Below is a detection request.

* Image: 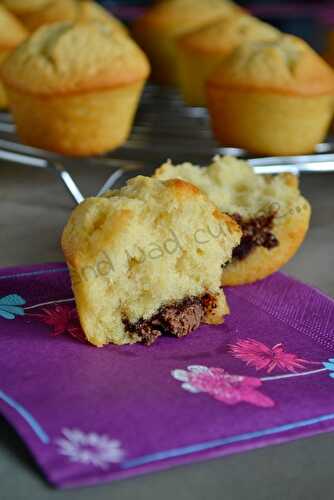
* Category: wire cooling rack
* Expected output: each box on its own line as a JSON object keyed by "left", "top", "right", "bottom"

{"left": 1, "top": 84, "right": 334, "bottom": 204}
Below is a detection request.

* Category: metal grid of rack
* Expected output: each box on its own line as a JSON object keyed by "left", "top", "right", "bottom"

{"left": 1, "top": 84, "right": 334, "bottom": 204}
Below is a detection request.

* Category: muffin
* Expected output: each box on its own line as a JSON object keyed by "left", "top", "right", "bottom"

{"left": 0, "top": 5, "right": 27, "bottom": 108}
{"left": 177, "top": 14, "right": 280, "bottom": 106}
{"left": 1, "top": 0, "right": 51, "bottom": 13}
{"left": 1, "top": 22, "right": 150, "bottom": 156}
{"left": 132, "top": 0, "right": 244, "bottom": 85}
{"left": 207, "top": 35, "right": 334, "bottom": 155}
{"left": 76, "top": 1, "right": 128, "bottom": 36}
{"left": 3, "top": 0, "right": 78, "bottom": 31}
{"left": 3, "top": 0, "right": 128, "bottom": 34}
{"left": 62, "top": 175, "right": 241, "bottom": 346}
{"left": 155, "top": 156, "right": 311, "bottom": 286}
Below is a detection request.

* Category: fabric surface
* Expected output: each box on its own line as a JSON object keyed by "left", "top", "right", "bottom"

{"left": 0, "top": 262, "right": 334, "bottom": 488}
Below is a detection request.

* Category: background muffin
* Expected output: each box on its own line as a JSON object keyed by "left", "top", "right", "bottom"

{"left": 76, "top": 1, "right": 128, "bottom": 36}
{"left": 3, "top": 0, "right": 78, "bottom": 31}
{"left": 0, "top": 5, "right": 27, "bottom": 108}
{"left": 2, "top": 0, "right": 52, "bottom": 13}
{"left": 62, "top": 175, "right": 241, "bottom": 346}
{"left": 132, "top": 0, "right": 244, "bottom": 85}
{"left": 177, "top": 14, "right": 280, "bottom": 106}
{"left": 2, "top": 0, "right": 127, "bottom": 34}
{"left": 1, "top": 21, "right": 150, "bottom": 156}
{"left": 207, "top": 35, "right": 334, "bottom": 155}
{"left": 155, "top": 156, "right": 311, "bottom": 285}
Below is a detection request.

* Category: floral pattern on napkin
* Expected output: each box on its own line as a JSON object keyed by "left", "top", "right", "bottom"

{"left": 56, "top": 429, "right": 125, "bottom": 469}
{"left": 0, "top": 264, "right": 334, "bottom": 487}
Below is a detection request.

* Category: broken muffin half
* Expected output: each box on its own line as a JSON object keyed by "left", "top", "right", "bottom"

{"left": 155, "top": 156, "right": 311, "bottom": 286}
{"left": 61, "top": 175, "right": 241, "bottom": 346}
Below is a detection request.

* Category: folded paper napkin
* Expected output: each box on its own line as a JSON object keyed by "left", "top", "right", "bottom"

{"left": 0, "top": 263, "right": 334, "bottom": 488}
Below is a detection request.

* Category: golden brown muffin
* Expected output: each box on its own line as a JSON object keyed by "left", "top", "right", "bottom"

{"left": 62, "top": 175, "right": 241, "bottom": 346}
{"left": 132, "top": 0, "right": 244, "bottom": 85}
{"left": 1, "top": 22, "right": 150, "bottom": 156}
{"left": 177, "top": 14, "right": 280, "bottom": 106}
{"left": 4, "top": 0, "right": 78, "bottom": 31}
{"left": 3, "top": 0, "right": 128, "bottom": 34}
{"left": 2, "top": 0, "right": 52, "bottom": 13}
{"left": 207, "top": 35, "right": 334, "bottom": 155}
{"left": 0, "top": 5, "right": 27, "bottom": 108}
{"left": 155, "top": 156, "right": 311, "bottom": 286}
{"left": 76, "top": 1, "right": 128, "bottom": 36}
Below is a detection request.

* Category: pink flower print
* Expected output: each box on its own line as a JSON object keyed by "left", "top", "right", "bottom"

{"left": 172, "top": 365, "right": 274, "bottom": 408}
{"left": 32, "top": 305, "right": 87, "bottom": 343}
{"left": 229, "top": 339, "right": 316, "bottom": 373}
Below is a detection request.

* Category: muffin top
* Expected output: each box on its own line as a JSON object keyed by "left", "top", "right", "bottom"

{"left": 178, "top": 14, "right": 280, "bottom": 54}
{"left": 9, "top": 0, "right": 82, "bottom": 32}
{"left": 207, "top": 34, "right": 334, "bottom": 96}
{"left": 0, "top": 5, "right": 28, "bottom": 49}
{"left": 76, "top": 1, "right": 128, "bottom": 36}
{"left": 4, "top": 0, "right": 128, "bottom": 34}
{"left": 133, "top": 0, "right": 244, "bottom": 38}
{"left": 1, "top": 21, "right": 150, "bottom": 96}
{"left": 2, "top": 0, "right": 52, "bottom": 14}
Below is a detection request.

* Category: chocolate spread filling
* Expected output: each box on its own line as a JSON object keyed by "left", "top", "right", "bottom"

{"left": 124, "top": 295, "right": 214, "bottom": 345}
{"left": 231, "top": 213, "right": 279, "bottom": 261}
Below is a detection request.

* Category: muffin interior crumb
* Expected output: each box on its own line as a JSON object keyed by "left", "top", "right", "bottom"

{"left": 62, "top": 176, "right": 241, "bottom": 346}
{"left": 155, "top": 156, "right": 306, "bottom": 260}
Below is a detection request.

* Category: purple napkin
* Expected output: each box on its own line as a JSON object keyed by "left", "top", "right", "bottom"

{"left": 0, "top": 263, "right": 334, "bottom": 488}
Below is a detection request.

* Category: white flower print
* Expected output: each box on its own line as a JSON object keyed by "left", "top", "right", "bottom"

{"left": 172, "top": 365, "right": 208, "bottom": 393}
{"left": 56, "top": 428, "right": 125, "bottom": 469}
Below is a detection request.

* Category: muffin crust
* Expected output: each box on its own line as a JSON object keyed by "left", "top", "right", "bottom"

{"left": 177, "top": 14, "right": 279, "bottom": 105}
{"left": 1, "top": 22, "right": 149, "bottom": 96}
{"left": 206, "top": 35, "right": 334, "bottom": 154}
{"left": 132, "top": 0, "right": 243, "bottom": 85}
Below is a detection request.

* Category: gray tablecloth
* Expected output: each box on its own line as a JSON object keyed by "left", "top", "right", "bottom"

{"left": 0, "top": 163, "right": 333, "bottom": 499}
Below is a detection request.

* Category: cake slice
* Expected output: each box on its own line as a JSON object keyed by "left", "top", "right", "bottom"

{"left": 62, "top": 175, "right": 241, "bottom": 346}
{"left": 155, "top": 156, "right": 311, "bottom": 285}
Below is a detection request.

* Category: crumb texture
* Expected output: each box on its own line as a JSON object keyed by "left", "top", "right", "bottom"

{"left": 155, "top": 156, "right": 311, "bottom": 285}
{"left": 155, "top": 156, "right": 304, "bottom": 219}
{"left": 62, "top": 176, "right": 241, "bottom": 346}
